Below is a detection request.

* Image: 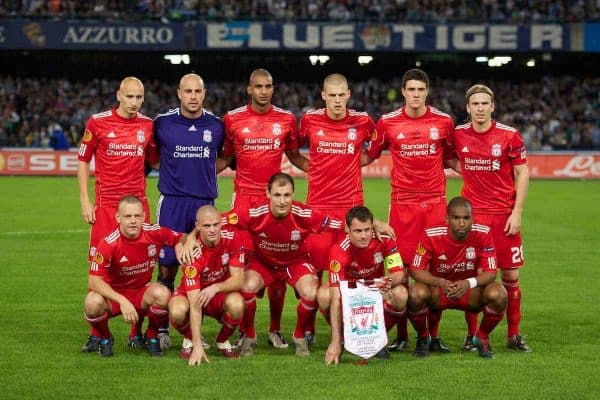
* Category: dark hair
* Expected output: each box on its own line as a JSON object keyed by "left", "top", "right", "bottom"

{"left": 401, "top": 68, "right": 429, "bottom": 89}
{"left": 267, "top": 172, "right": 295, "bottom": 192}
{"left": 345, "top": 206, "right": 374, "bottom": 227}
{"left": 447, "top": 196, "right": 472, "bottom": 213}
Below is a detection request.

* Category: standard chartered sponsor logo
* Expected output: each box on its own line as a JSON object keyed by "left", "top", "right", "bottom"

{"left": 463, "top": 157, "right": 500, "bottom": 171}
{"left": 259, "top": 240, "right": 291, "bottom": 252}
{"left": 400, "top": 143, "right": 431, "bottom": 156}
{"left": 120, "top": 260, "right": 153, "bottom": 276}
{"left": 243, "top": 137, "right": 276, "bottom": 151}
{"left": 317, "top": 140, "right": 352, "bottom": 154}
{"left": 106, "top": 143, "right": 141, "bottom": 156}
{"left": 173, "top": 145, "right": 210, "bottom": 158}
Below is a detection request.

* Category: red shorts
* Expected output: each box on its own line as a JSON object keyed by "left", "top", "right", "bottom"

{"left": 172, "top": 290, "right": 228, "bottom": 322}
{"left": 437, "top": 286, "right": 472, "bottom": 311}
{"left": 88, "top": 198, "right": 151, "bottom": 261}
{"left": 247, "top": 257, "right": 316, "bottom": 289}
{"left": 473, "top": 212, "right": 524, "bottom": 270}
{"left": 389, "top": 200, "right": 446, "bottom": 266}
{"left": 306, "top": 207, "right": 349, "bottom": 272}
{"left": 108, "top": 284, "right": 149, "bottom": 317}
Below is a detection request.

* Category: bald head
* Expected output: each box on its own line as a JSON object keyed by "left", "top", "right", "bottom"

{"left": 447, "top": 196, "right": 472, "bottom": 213}
{"left": 323, "top": 73, "right": 348, "bottom": 90}
{"left": 116, "top": 76, "right": 144, "bottom": 118}
{"left": 195, "top": 205, "right": 222, "bottom": 247}
{"left": 249, "top": 69, "right": 273, "bottom": 85}
{"left": 178, "top": 73, "right": 205, "bottom": 119}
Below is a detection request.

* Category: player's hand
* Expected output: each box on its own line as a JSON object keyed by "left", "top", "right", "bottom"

{"left": 439, "top": 279, "right": 454, "bottom": 295}
{"left": 188, "top": 346, "right": 210, "bottom": 366}
{"left": 367, "top": 278, "right": 391, "bottom": 294}
{"left": 119, "top": 300, "right": 139, "bottom": 325}
{"left": 180, "top": 236, "right": 200, "bottom": 265}
{"left": 447, "top": 280, "right": 468, "bottom": 300}
{"left": 80, "top": 200, "right": 95, "bottom": 224}
{"left": 325, "top": 342, "right": 342, "bottom": 365}
{"left": 196, "top": 285, "right": 219, "bottom": 308}
{"left": 504, "top": 211, "right": 522, "bottom": 236}
{"left": 373, "top": 220, "right": 396, "bottom": 241}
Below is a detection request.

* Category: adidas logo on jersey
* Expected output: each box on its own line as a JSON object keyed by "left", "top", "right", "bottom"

{"left": 396, "top": 133, "right": 405, "bottom": 139}
{"left": 119, "top": 255, "right": 129, "bottom": 263}
{"left": 107, "top": 132, "right": 116, "bottom": 138}
{"left": 242, "top": 127, "right": 250, "bottom": 133}
{"left": 258, "top": 232, "right": 268, "bottom": 238}
{"left": 461, "top": 146, "right": 469, "bottom": 152}
{"left": 188, "top": 125, "right": 197, "bottom": 131}
{"left": 317, "top": 130, "right": 325, "bottom": 136}
{"left": 437, "top": 254, "right": 447, "bottom": 260}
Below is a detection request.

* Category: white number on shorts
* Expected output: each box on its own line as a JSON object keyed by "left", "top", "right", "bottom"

{"left": 511, "top": 246, "right": 524, "bottom": 264}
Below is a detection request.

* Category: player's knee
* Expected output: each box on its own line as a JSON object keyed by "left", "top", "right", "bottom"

{"left": 484, "top": 282, "right": 508, "bottom": 310}
{"left": 225, "top": 292, "right": 244, "bottom": 318}
{"left": 148, "top": 283, "right": 171, "bottom": 306}
{"left": 168, "top": 298, "right": 189, "bottom": 324}
{"left": 408, "top": 283, "right": 429, "bottom": 306}
{"left": 317, "top": 286, "right": 330, "bottom": 310}
{"left": 296, "top": 278, "right": 317, "bottom": 301}
{"left": 83, "top": 291, "right": 107, "bottom": 316}
{"left": 390, "top": 285, "right": 408, "bottom": 308}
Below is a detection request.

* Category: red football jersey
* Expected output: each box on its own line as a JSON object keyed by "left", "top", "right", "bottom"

{"left": 223, "top": 105, "right": 297, "bottom": 197}
{"left": 367, "top": 106, "right": 454, "bottom": 203}
{"left": 410, "top": 224, "right": 497, "bottom": 281}
{"left": 224, "top": 200, "right": 342, "bottom": 268}
{"left": 298, "top": 109, "right": 375, "bottom": 210}
{"left": 175, "top": 230, "right": 245, "bottom": 293}
{"left": 451, "top": 121, "right": 527, "bottom": 214}
{"left": 328, "top": 236, "right": 403, "bottom": 287}
{"left": 78, "top": 108, "right": 155, "bottom": 207}
{"left": 89, "top": 224, "right": 182, "bottom": 291}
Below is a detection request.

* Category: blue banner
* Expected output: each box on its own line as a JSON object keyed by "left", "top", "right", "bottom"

{"left": 0, "top": 20, "right": 581, "bottom": 51}
{"left": 584, "top": 24, "right": 600, "bottom": 52}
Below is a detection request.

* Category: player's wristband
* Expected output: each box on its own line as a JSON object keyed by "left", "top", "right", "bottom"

{"left": 467, "top": 278, "right": 477, "bottom": 289}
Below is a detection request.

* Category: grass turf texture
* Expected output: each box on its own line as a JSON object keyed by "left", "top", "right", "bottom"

{"left": 0, "top": 176, "right": 599, "bottom": 400}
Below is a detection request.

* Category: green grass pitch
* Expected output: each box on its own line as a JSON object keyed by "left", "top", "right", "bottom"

{"left": 0, "top": 176, "right": 599, "bottom": 399}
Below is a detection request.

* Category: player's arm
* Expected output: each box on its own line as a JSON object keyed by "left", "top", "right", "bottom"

{"left": 217, "top": 155, "right": 234, "bottom": 173}
{"left": 285, "top": 148, "right": 309, "bottom": 172}
{"left": 325, "top": 286, "right": 342, "bottom": 365}
{"left": 373, "top": 219, "right": 396, "bottom": 241}
{"left": 187, "top": 288, "right": 210, "bottom": 366}
{"left": 410, "top": 243, "right": 453, "bottom": 292}
{"left": 447, "top": 270, "right": 497, "bottom": 300}
{"left": 88, "top": 275, "right": 138, "bottom": 325}
{"left": 197, "top": 266, "right": 243, "bottom": 308}
{"left": 360, "top": 151, "right": 374, "bottom": 166}
{"left": 77, "top": 161, "right": 95, "bottom": 224}
{"left": 384, "top": 250, "right": 405, "bottom": 288}
{"left": 444, "top": 158, "right": 461, "bottom": 173}
{"left": 505, "top": 163, "right": 529, "bottom": 235}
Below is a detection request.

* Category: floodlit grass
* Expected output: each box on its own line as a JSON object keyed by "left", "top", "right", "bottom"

{"left": 0, "top": 176, "right": 599, "bottom": 399}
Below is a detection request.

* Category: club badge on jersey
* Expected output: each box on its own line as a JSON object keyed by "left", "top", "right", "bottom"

{"left": 339, "top": 280, "right": 387, "bottom": 359}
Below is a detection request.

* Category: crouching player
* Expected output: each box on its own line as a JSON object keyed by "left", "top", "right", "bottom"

{"left": 169, "top": 206, "right": 245, "bottom": 365}
{"left": 322, "top": 206, "right": 408, "bottom": 365}
{"left": 408, "top": 196, "right": 507, "bottom": 358}
{"left": 82, "top": 195, "right": 184, "bottom": 357}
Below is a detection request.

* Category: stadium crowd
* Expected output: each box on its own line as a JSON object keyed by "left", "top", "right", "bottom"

{"left": 0, "top": 0, "right": 597, "bottom": 23}
{"left": 1, "top": 74, "right": 599, "bottom": 150}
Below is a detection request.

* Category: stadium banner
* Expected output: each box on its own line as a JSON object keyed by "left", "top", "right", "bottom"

{"left": 0, "top": 20, "right": 577, "bottom": 51}
{"left": 0, "top": 20, "right": 186, "bottom": 50}
{"left": 1, "top": 149, "right": 599, "bottom": 178}
{"left": 584, "top": 24, "right": 600, "bottom": 52}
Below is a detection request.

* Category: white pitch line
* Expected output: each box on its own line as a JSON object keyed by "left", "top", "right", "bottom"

{"left": 0, "top": 229, "right": 88, "bottom": 236}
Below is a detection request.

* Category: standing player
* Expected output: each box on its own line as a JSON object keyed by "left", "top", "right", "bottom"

{"left": 409, "top": 197, "right": 507, "bottom": 358}
{"left": 296, "top": 73, "right": 378, "bottom": 342}
{"left": 220, "top": 69, "right": 301, "bottom": 350}
{"left": 78, "top": 77, "right": 156, "bottom": 352}
{"left": 322, "top": 206, "right": 408, "bottom": 365}
{"left": 450, "top": 84, "right": 531, "bottom": 352}
{"left": 82, "top": 195, "right": 184, "bottom": 357}
{"left": 169, "top": 206, "right": 245, "bottom": 365}
{"left": 152, "top": 73, "right": 225, "bottom": 349}
{"left": 365, "top": 68, "right": 455, "bottom": 353}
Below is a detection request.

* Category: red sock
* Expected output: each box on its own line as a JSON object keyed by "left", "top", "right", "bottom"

{"left": 427, "top": 310, "right": 442, "bottom": 337}
{"left": 171, "top": 318, "right": 192, "bottom": 339}
{"left": 85, "top": 311, "right": 111, "bottom": 339}
{"left": 408, "top": 308, "right": 429, "bottom": 338}
{"left": 503, "top": 278, "right": 522, "bottom": 338}
{"left": 384, "top": 302, "right": 406, "bottom": 331}
{"left": 268, "top": 283, "right": 286, "bottom": 332}
{"left": 476, "top": 306, "right": 504, "bottom": 341}
{"left": 465, "top": 311, "right": 478, "bottom": 336}
{"left": 396, "top": 315, "right": 409, "bottom": 339}
{"left": 294, "top": 297, "right": 317, "bottom": 339}
{"left": 145, "top": 305, "right": 168, "bottom": 339}
{"left": 241, "top": 291, "right": 257, "bottom": 339}
{"left": 217, "top": 312, "right": 242, "bottom": 343}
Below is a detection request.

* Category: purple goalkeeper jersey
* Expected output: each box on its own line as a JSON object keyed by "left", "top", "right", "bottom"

{"left": 153, "top": 108, "right": 224, "bottom": 199}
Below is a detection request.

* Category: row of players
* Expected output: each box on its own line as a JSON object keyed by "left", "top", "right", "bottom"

{"left": 83, "top": 179, "right": 505, "bottom": 364}
{"left": 77, "top": 68, "right": 530, "bottom": 362}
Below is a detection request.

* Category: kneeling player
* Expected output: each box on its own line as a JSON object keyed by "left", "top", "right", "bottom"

{"left": 408, "top": 196, "right": 507, "bottom": 358}
{"left": 169, "top": 206, "right": 245, "bottom": 365}
{"left": 82, "top": 195, "right": 184, "bottom": 357}
{"left": 322, "top": 206, "right": 408, "bottom": 365}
